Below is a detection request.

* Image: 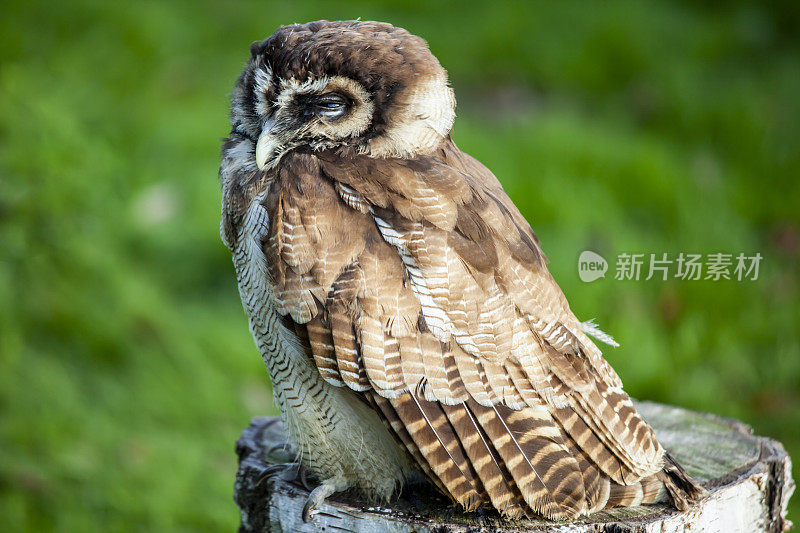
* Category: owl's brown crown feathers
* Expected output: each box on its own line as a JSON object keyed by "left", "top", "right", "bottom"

{"left": 230, "top": 20, "right": 456, "bottom": 167}
{"left": 250, "top": 20, "right": 443, "bottom": 108}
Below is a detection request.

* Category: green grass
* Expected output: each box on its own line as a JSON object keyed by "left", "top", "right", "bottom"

{"left": 1, "top": 1, "right": 798, "bottom": 530}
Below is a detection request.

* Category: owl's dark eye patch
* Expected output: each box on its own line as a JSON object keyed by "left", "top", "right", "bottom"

{"left": 303, "top": 92, "right": 351, "bottom": 120}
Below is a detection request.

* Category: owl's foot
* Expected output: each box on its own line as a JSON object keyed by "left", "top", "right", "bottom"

{"left": 259, "top": 461, "right": 312, "bottom": 491}
{"left": 260, "top": 439, "right": 313, "bottom": 490}
{"left": 262, "top": 440, "right": 349, "bottom": 522}
{"left": 302, "top": 474, "right": 349, "bottom": 522}
{"left": 266, "top": 441, "right": 296, "bottom": 464}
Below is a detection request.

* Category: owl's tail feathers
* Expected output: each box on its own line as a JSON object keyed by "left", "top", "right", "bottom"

{"left": 603, "top": 475, "right": 668, "bottom": 509}
{"left": 370, "top": 393, "right": 485, "bottom": 511}
{"left": 656, "top": 452, "right": 707, "bottom": 510}
{"left": 374, "top": 392, "right": 586, "bottom": 519}
{"left": 443, "top": 400, "right": 591, "bottom": 520}
{"left": 594, "top": 455, "right": 706, "bottom": 512}
{"left": 372, "top": 391, "right": 705, "bottom": 519}
{"left": 378, "top": 393, "right": 590, "bottom": 520}
{"left": 601, "top": 453, "right": 706, "bottom": 512}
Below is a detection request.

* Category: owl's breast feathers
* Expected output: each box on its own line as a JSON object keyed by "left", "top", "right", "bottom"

{"left": 226, "top": 138, "right": 703, "bottom": 519}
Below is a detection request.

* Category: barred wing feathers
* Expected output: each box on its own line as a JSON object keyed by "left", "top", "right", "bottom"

{"left": 260, "top": 143, "right": 700, "bottom": 519}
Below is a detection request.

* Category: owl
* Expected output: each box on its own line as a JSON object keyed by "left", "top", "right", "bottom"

{"left": 219, "top": 20, "right": 704, "bottom": 521}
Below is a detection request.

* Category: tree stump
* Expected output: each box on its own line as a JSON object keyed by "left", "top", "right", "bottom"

{"left": 234, "top": 401, "right": 794, "bottom": 532}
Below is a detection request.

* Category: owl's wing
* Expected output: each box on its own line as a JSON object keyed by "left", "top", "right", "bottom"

{"left": 262, "top": 145, "right": 665, "bottom": 519}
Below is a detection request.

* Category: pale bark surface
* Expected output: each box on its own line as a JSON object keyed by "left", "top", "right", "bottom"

{"left": 234, "top": 401, "right": 794, "bottom": 532}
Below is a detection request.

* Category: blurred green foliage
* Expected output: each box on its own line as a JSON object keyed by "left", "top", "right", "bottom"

{"left": 1, "top": 0, "right": 798, "bottom": 530}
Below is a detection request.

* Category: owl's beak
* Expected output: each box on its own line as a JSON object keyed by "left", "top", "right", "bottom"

{"left": 255, "top": 118, "right": 278, "bottom": 170}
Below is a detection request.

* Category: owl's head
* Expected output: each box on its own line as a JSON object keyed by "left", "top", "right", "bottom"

{"left": 228, "top": 20, "right": 456, "bottom": 170}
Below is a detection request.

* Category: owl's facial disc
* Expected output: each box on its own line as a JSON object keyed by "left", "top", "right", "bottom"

{"left": 254, "top": 74, "right": 374, "bottom": 170}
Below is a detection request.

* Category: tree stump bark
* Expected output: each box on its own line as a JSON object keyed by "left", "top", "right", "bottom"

{"left": 234, "top": 401, "right": 794, "bottom": 532}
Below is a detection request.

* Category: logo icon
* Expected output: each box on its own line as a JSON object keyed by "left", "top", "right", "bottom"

{"left": 578, "top": 251, "right": 608, "bottom": 282}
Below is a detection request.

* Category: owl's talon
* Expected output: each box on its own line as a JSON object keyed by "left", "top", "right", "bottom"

{"left": 258, "top": 461, "right": 302, "bottom": 485}
{"left": 266, "top": 441, "right": 296, "bottom": 463}
{"left": 302, "top": 476, "right": 349, "bottom": 522}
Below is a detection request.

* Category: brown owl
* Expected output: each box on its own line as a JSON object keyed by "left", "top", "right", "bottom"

{"left": 219, "top": 20, "right": 704, "bottom": 521}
